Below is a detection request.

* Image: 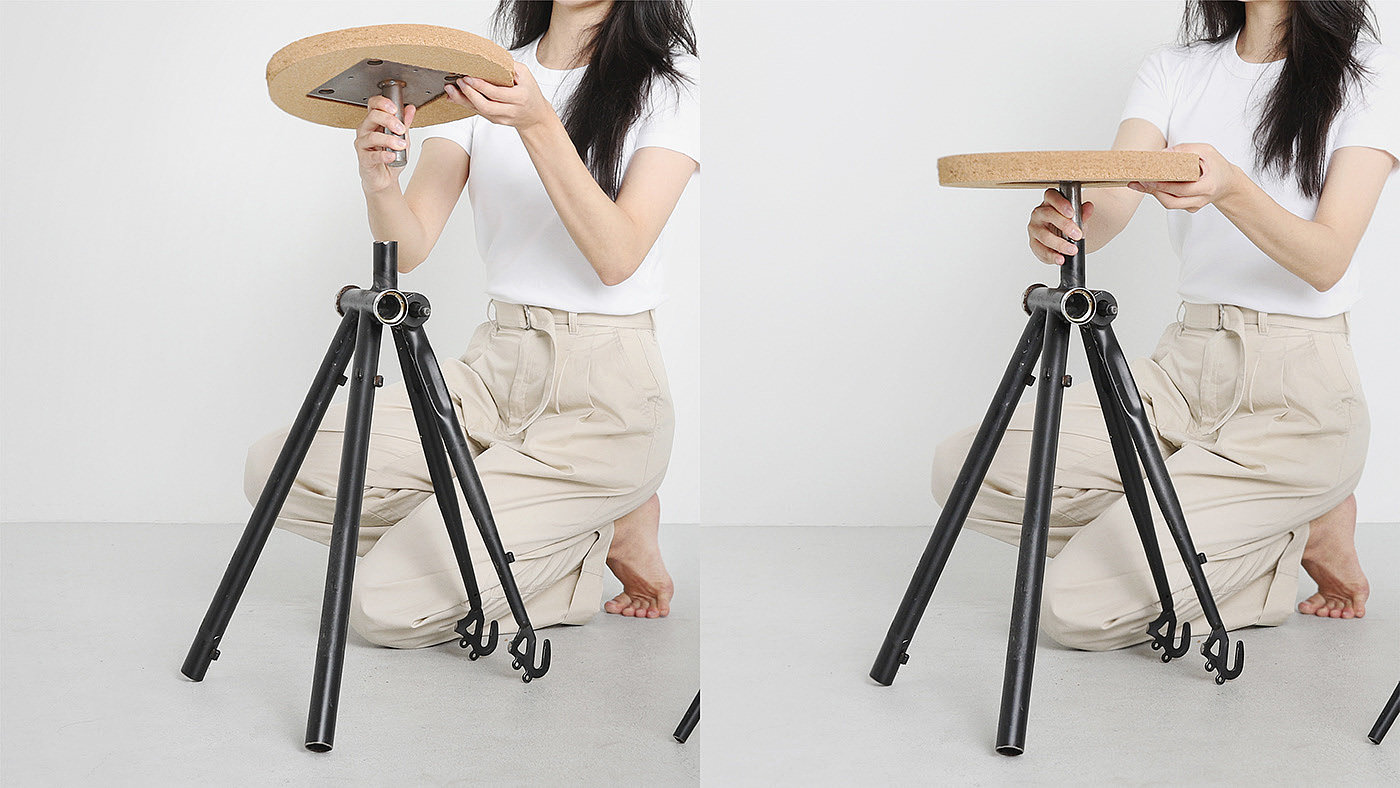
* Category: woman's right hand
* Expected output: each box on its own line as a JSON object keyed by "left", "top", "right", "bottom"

{"left": 1028, "top": 187, "right": 1094, "bottom": 265}
{"left": 356, "top": 96, "right": 417, "bottom": 193}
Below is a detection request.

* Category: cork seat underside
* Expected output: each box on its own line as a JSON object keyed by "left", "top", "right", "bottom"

{"left": 267, "top": 23, "right": 516, "bottom": 129}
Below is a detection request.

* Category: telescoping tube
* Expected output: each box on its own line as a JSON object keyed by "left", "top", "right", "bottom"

{"left": 337, "top": 286, "right": 409, "bottom": 326}
{"left": 1023, "top": 284, "right": 1097, "bottom": 325}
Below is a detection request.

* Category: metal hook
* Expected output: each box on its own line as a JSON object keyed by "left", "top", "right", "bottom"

{"left": 1146, "top": 612, "right": 1191, "bottom": 662}
{"left": 454, "top": 608, "right": 499, "bottom": 661}
{"left": 508, "top": 626, "right": 551, "bottom": 683}
{"left": 1201, "top": 628, "right": 1245, "bottom": 684}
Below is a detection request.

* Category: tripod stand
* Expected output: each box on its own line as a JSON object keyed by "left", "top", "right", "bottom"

{"left": 182, "top": 241, "right": 550, "bottom": 752}
{"left": 870, "top": 159, "right": 1245, "bottom": 756}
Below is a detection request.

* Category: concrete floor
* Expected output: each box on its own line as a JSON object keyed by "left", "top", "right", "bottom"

{"left": 700, "top": 524, "right": 1400, "bottom": 785}
{"left": 4, "top": 522, "right": 1398, "bottom": 784}
{"left": 0, "top": 523, "right": 699, "bottom": 785}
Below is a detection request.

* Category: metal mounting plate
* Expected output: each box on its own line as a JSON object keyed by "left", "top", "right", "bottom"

{"left": 307, "top": 58, "right": 459, "bottom": 108}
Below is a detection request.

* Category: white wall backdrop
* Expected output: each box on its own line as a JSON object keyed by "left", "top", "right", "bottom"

{"left": 2, "top": 1, "right": 1396, "bottom": 526}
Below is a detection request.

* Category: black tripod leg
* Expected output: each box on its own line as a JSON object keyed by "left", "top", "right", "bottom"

{"left": 1083, "top": 322, "right": 1243, "bottom": 684}
{"left": 674, "top": 692, "right": 700, "bottom": 743}
{"left": 1370, "top": 680, "right": 1400, "bottom": 744}
{"left": 871, "top": 311, "right": 1047, "bottom": 685}
{"left": 397, "top": 324, "right": 550, "bottom": 683}
{"left": 996, "top": 311, "right": 1071, "bottom": 756}
{"left": 1079, "top": 326, "right": 1190, "bottom": 661}
{"left": 305, "top": 312, "right": 383, "bottom": 752}
{"left": 182, "top": 311, "right": 359, "bottom": 682}
{"left": 390, "top": 326, "right": 499, "bottom": 660}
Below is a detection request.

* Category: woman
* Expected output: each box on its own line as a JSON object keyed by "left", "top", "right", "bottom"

{"left": 933, "top": 0, "right": 1395, "bottom": 650}
{"left": 245, "top": 0, "right": 699, "bottom": 647}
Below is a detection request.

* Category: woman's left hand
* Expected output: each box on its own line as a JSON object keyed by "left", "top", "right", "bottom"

{"left": 1128, "top": 142, "right": 1241, "bottom": 212}
{"left": 444, "top": 61, "right": 555, "bottom": 132}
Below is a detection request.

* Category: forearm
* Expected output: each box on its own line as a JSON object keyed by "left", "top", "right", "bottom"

{"left": 518, "top": 116, "right": 648, "bottom": 286}
{"left": 1214, "top": 166, "right": 1349, "bottom": 291}
{"left": 364, "top": 183, "right": 431, "bottom": 272}
{"left": 1081, "top": 186, "right": 1142, "bottom": 254}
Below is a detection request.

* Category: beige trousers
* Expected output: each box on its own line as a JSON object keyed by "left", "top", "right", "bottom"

{"left": 244, "top": 301, "right": 675, "bottom": 648}
{"left": 932, "top": 302, "right": 1369, "bottom": 650}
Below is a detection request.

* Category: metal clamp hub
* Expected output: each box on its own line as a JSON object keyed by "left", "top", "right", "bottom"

{"left": 1023, "top": 284, "right": 1098, "bottom": 325}
{"left": 336, "top": 286, "right": 410, "bottom": 326}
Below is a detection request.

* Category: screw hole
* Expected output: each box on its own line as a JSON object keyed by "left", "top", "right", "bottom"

{"left": 317, "top": 88, "right": 334, "bottom": 94}
{"left": 367, "top": 59, "right": 383, "bottom": 65}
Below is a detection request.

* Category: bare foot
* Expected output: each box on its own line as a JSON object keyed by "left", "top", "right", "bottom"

{"left": 604, "top": 493, "right": 674, "bottom": 618}
{"left": 1298, "top": 494, "right": 1369, "bottom": 619}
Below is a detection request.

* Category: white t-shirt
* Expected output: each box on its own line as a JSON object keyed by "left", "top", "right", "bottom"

{"left": 425, "top": 39, "right": 700, "bottom": 315}
{"left": 1120, "top": 31, "right": 1398, "bottom": 317}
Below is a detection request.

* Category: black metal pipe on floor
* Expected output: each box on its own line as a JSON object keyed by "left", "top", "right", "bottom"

{"left": 674, "top": 692, "right": 700, "bottom": 743}
{"left": 995, "top": 310, "right": 1070, "bottom": 756}
{"left": 870, "top": 311, "right": 1046, "bottom": 686}
{"left": 305, "top": 311, "right": 383, "bottom": 752}
{"left": 181, "top": 310, "right": 359, "bottom": 683}
{"left": 1370, "top": 680, "right": 1400, "bottom": 744}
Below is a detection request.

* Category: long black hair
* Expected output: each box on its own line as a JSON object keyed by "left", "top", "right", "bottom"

{"left": 495, "top": 1, "right": 696, "bottom": 198}
{"left": 1180, "top": 1, "right": 1379, "bottom": 198}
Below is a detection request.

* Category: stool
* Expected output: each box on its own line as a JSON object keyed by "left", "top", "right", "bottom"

{"left": 181, "top": 26, "right": 536, "bottom": 754}
{"left": 869, "top": 150, "right": 1247, "bottom": 756}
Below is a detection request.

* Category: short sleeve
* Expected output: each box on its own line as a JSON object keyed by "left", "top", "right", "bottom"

{"left": 1119, "top": 46, "right": 1174, "bottom": 138}
{"left": 1333, "top": 43, "right": 1400, "bottom": 172}
{"left": 632, "top": 53, "right": 701, "bottom": 168}
{"left": 423, "top": 114, "right": 479, "bottom": 157}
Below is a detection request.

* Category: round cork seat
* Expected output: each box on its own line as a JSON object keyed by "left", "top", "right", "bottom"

{"left": 938, "top": 150, "right": 1201, "bottom": 189}
{"left": 267, "top": 24, "right": 515, "bottom": 129}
